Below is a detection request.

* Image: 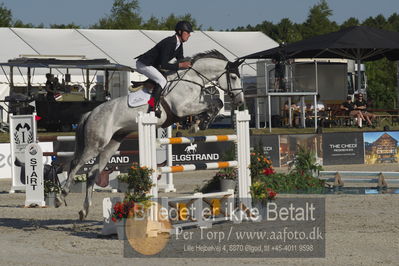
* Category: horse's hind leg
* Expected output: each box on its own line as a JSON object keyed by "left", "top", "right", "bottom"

{"left": 55, "top": 149, "right": 97, "bottom": 208}
{"left": 79, "top": 138, "right": 122, "bottom": 220}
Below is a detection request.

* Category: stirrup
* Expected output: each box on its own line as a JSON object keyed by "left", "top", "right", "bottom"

{"left": 154, "top": 109, "right": 161, "bottom": 118}
{"left": 147, "top": 105, "right": 162, "bottom": 118}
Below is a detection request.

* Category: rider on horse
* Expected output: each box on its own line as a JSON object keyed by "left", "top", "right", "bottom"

{"left": 135, "top": 21, "right": 193, "bottom": 117}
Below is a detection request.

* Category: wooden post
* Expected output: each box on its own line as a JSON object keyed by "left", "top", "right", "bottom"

{"left": 334, "top": 172, "right": 344, "bottom": 187}
{"left": 86, "top": 69, "right": 90, "bottom": 100}
{"left": 105, "top": 70, "right": 109, "bottom": 95}
{"left": 27, "top": 67, "right": 31, "bottom": 96}
{"left": 377, "top": 173, "right": 388, "bottom": 189}
{"left": 10, "top": 66, "right": 14, "bottom": 93}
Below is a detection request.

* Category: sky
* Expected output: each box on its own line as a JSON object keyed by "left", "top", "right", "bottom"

{"left": 1, "top": 0, "right": 399, "bottom": 30}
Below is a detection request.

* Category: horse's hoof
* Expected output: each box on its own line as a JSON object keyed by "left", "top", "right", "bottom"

{"left": 155, "top": 109, "right": 162, "bottom": 118}
{"left": 61, "top": 189, "right": 68, "bottom": 197}
{"left": 199, "top": 120, "right": 209, "bottom": 130}
{"left": 78, "top": 210, "right": 85, "bottom": 221}
{"left": 54, "top": 196, "right": 63, "bottom": 208}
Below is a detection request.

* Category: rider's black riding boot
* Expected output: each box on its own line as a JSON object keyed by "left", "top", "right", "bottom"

{"left": 148, "top": 84, "right": 162, "bottom": 118}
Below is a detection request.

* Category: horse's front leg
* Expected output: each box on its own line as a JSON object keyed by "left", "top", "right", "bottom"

{"left": 55, "top": 150, "right": 97, "bottom": 208}
{"left": 198, "top": 98, "right": 224, "bottom": 130}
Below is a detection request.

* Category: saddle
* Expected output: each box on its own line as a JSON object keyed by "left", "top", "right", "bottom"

{"left": 130, "top": 67, "right": 172, "bottom": 92}
{"left": 129, "top": 79, "right": 156, "bottom": 92}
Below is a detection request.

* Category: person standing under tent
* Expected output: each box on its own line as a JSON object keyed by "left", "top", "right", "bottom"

{"left": 273, "top": 57, "right": 285, "bottom": 91}
{"left": 45, "top": 73, "right": 56, "bottom": 102}
{"left": 135, "top": 21, "right": 193, "bottom": 117}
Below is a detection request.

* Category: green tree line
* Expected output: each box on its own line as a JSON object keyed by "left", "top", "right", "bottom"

{"left": 0, "top": 0, "right": 398, "bottom": 108}
{"left": 231, "top": 0, "right": 399, "bottom": 109}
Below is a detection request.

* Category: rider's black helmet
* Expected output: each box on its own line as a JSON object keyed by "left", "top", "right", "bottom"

{"left": 175, "top": 21, "right": 193, "bottom": 34}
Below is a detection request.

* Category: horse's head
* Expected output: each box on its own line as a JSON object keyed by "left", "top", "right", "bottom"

{"left": 218, "top": 59, "right": 245, "bottom": 108}
{"left": 164, "top": 50, "right": 246, "bottom": 128}
{"left": 189, "top": 51, "right": 245, "bottom": 108}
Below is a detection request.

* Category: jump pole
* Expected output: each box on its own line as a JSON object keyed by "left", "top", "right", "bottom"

{"left": 137, "top": 110, "right": 252, "bottom": 206}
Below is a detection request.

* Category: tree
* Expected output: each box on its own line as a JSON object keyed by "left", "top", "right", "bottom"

{"left": 50, "top": 23, "right": 80, "bottom": 29}
{"left": 13, "top": 20, "right": 37, "bottom": 28}
{"left": 301, "top": 0, "right": 338, "bottom": 39}
{"left": 362, "top": 15, "right": 388, "bottom": 29}
{"left": 275, "top": 18, "right": 302, "bottom": 43}
{"left": 232, "top": 20, "right": 278, "bottom": 38}
{"left": 387, "top": 13, "right": 399, "bottom": 31}
{"left": 91, "top": 0, "right": 142, "bottom": 29}
{"left": 360, "top": 14, "right": 399, "bottom": 109}
{"left": 0, "top": 3, "right": 12, "bottom": 27}
{"left": 365, "top": 59, "right": 397, "bottom": 108}
{"left": 340, "top": 18, "right": 360, "bottom": 29}
{"left": 141, "top": 16, "right": 161, "bottom": 30}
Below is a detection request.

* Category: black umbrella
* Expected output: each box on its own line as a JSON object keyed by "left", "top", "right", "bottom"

{"left": 242, "top": 26, "right": 399, "bottom": 91}
{"left": 243, "top": 26, "right": 399, "bottom": 60}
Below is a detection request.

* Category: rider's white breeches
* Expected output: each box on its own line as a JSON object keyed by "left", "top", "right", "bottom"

{"left": 135, "top": 61, "right": 167, "bottom": 88}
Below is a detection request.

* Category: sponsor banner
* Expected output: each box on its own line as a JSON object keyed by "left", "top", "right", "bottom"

{"left": 364, "top": 131, "right": 399, "bottom": 164}
{"left": 25, "top": 143, "right": 45, "bottom": 207}
{"left": 172, "top": 142, "right": 234, "bottom": 165}
{"left": 250, "top": 135, "right": 280, "bottom": 167}
{"left": 54, "top": 139, "right": 139, "bottom": 174}
{"left": 0, "top": 142, "right": 53, "bottom": 180}
{"left": 10, "top": 114, "right": 36, "bottom": 190}
{"left": 280, "top": 134, "right": 323, "bottom": 167}
{"left": 322, "top": 132, "right": 364, "bottom": 165}
{"left": 0, "top": 143, "right": 13, "bottom": 179}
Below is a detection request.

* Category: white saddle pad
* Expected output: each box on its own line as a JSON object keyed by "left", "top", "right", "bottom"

{"left": 128, "top": 89, "right": 151, "bottom": 107}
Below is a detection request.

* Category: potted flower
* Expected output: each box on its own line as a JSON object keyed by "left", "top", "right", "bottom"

{"left": 112, "top": 162, "right": 154, "bottom": 240}
{"left": 70, "top": 174, "right": 87, "bottom": 193}
{"left": 250, "top": 181, "right": 277, "bottom": 219}
{"left": 44, "top": 179, "right": 61, "bottom": 207}
{"left": 289, "top": 145, "right": 323, "bottom": 178}
{"left": 215, "top": 167, "right": 238, "bottom": 191}
{"left": 250, "top": 151, "right": 275, "bottom": 182}
{"left": 250, "top": 181, "right": 277, "bottom": 202}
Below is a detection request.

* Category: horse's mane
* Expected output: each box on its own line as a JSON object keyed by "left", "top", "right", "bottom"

{"left": 191, "top": 50, "right": 228, "bottom": 64}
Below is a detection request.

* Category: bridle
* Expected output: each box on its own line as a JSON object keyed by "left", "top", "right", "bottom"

{"left": 159, "top": 59, "right": 244, "bottom": 128}
{"left": 164, "top": 59, "right": 244, "bottom": 100}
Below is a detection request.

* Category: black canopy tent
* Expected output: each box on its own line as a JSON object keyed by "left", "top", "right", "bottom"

{"left": 241, "top": 26, "right": 399, "bottom": 131}
{"left": 242, "top": 25, "right": 399, "bottom": 92}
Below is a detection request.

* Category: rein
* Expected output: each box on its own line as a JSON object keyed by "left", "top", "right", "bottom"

{"left": 163, "top": 61, "right": 239, "bottom": 100}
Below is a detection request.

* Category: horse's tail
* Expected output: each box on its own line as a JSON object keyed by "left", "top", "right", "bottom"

{"left": 71, "top": 112, "right": 91, "bottom": 167}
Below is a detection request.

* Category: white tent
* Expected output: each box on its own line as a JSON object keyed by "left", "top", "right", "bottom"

{"left": 0, "top": 27, "right": 277, "bottom": 76}
{"left": 0, "top": 28, "right": 277, "bottom": 116}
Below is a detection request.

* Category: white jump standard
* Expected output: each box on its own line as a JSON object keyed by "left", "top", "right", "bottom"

{"left": 137, "top": 110, "right": 252, "bottom": 206}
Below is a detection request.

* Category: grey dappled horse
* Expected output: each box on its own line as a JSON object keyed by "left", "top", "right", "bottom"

{"left": 57, "top": 50, "right": 245, "bottom": 220}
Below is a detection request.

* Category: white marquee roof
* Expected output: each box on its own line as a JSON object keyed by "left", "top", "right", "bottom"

{"left": 0, "top": 27, "right": 278, "bottom": 77}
